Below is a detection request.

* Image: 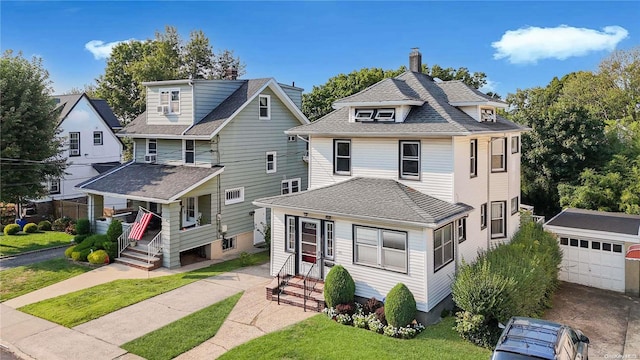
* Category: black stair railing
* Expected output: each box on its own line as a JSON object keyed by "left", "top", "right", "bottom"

{"left": 277, "top": 253, "right": 295, "bottom": 305}
{"left": 303, "top": 259, "right": 321, "bottom": 312}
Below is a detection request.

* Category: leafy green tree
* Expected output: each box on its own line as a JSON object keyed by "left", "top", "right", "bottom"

{"left": 0, "top": 50, "right": 66, "bottom": 205}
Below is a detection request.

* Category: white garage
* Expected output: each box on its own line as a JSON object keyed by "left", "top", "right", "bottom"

{"left": 544, "top": 208, "right": 640, "bottom": 295}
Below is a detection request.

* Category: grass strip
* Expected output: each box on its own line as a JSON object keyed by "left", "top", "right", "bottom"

{"left": 19, "top": 251, "right": 268, "bottom": 327}
{"left": 0, "top": 258, "right": 92, "bottom": 302}
{"left": 0, "top": 231, "right": 73, "bottom": 256}
{"left": 122, "top": 292, "right": 243, "bottom": 360}
{"left": 218, "top": 315, "right": 490, "bottom": 360}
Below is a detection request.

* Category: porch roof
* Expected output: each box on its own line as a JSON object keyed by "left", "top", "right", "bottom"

{"left": 545, "top": 208, "right": 640, "bottom": 236}
{"left": 76, "top": 162, "right": 224, "bottom": 204}
{"left": 254, "top": 177, "right": 472, "bottom": 227}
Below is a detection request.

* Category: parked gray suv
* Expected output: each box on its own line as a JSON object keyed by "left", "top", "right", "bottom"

{"left": 492, "top": 317, "right": 589, "bottom": 360}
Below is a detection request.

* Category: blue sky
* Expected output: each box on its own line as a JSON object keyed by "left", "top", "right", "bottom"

{"left": 2, "top": 1, "right": 638, "bottom": 98}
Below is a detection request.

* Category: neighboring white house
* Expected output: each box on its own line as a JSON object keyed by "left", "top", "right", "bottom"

{"left": 544, "top": 208, "right": 640, "bottom": 296}
{"left": 35, "top": 93, "right": 125, "bottom": 210}
{"left": 254, "top": 50, "right": 527, "bottom": 321}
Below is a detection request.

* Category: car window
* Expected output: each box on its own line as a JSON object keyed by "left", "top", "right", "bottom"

{"left": 567, "top": 328, "right": 579, "bottom": 345}
{"left": 559, "top": 334, "right": 576, "bottom": 360}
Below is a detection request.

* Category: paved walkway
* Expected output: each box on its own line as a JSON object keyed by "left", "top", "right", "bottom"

{"left": 1, "top": 257, "right": 316, "bottom": 360}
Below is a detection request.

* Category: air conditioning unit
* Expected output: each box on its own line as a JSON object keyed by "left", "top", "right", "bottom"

{"left": 144, "top": 154, "right": 157, "bottom": 163}
{"left": 156, "top": 105, "right": 169, "bottom": 114}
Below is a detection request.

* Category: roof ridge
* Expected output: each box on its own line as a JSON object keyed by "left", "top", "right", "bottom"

{"left": 393, "top": 181, "right": 436, "bottom": 223}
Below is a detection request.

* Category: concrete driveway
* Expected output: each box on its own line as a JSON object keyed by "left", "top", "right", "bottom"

{"left": 543, "top": 281, "right": 640, "bottom": 360}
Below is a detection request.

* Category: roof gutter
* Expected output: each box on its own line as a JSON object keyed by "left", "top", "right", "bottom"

{"left": 116, "top": 133, "right": 211, "bottom": 140}
{"left": 333, "top": 100, "right": 425, "bottom": 109}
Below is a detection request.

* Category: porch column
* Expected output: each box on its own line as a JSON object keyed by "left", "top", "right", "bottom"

{"left": 161, "top": 202, "right": 181, "bottom": 268}
{"left": 87, "top": 194, "right": 104, "bottom": 230}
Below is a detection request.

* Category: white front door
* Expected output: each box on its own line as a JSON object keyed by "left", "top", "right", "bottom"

{"left": 559, "top": 237, "right": 625, "bottom": 292}
{"left": 253, "top": 207, "right": 267, "bottom": 245}
{"left": 182, "top": 197, "right": 197, "bottom": 227}
{"left": 299, "top": 218, "right": 321, "bottom": 276}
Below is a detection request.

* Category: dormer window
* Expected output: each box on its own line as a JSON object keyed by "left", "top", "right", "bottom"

{"left": 480, "top": 107, "right": 496, "bottom": 122}
{"left": 158, "top": 89, "right": 180, "bottom": 114}
{"left": 374, "top": 109, "right": 395, "bottom": 121}
{"left": 354, "top": 108, "right": 395, "bottom": 122}
{"left": 354, "top": 109, "right": 375, "bottom": 121}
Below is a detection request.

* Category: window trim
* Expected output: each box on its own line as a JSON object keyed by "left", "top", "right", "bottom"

{"left": 324, "top": 221, "right": 335, "bottom": 260}
{"left": 259, "top": 94, "right": 271, "bottom": 120}
{"left": 285, "top": 215, "right": 296, "bottom": 253}
{"left": 511, "top": 136, "right": 520, "bottom": 154}
{"left": 470, "top": 139, "right": 477, "bottom": 178}
{"left": 182, "top": 196, "right": 197, "bottom": 227}
{"left": 146, "top": 138, "right": 157, "bottom": 155}
{"left": 159, "top": 88, "right": 180, "bottom": 114}
{"left": 224, "top": 187, "right": 245, "bottom": 205}
{"left": 333, "top": 139, "right": 351, "bottom": 175}
{"left": 480, "top": 203, "right": 487, "bottom": 230}
{"left": 183, "top": 139, "right": 195, "bottom": 164}
{"left": 434, "top": 223, "right": 455, "bottom": 272}
{"left": 354, "top": 109, "right": 375, "bottom": 121}
{"left": 93, "top": 131, "right": 103, "bottom": 146}
{"left": 457, "top": 218, "right": 467, "bottom": 243}
{"left": 48, "top": 178, "right": 60, "bottom": 194}
{"left": 399, "top": 140, "right": 421, "bottom": 180}
{"left": 511, "top": 197, "right": 519, "bottom": 215}
{"left": 491, "top": 201, "right": 507, "bottom": 239}
{"left": 69, "top": 132, "right": 80, "bottom": 157}
{"left": 353, "top": 225, "right": 408, "bottom": 273}
{"left": 491, "top": 137, "right": 507, "bottom": 173}
{"left": 266, "top": 151, "right": 277, "bottom": 174}
{"left": 374, "top": 108, "right": 395, "bottom": 122}
{"left": 480, "top": 106, "right": 496, "bottom": 122}
{"left": 222, "top": 236, "right": 236, "bottom": 251}
{"left": 288, "top": 135, "right": 297, "bottom": 142}
{"left": 281, "top": 178, "right": 301, "bottom": 195}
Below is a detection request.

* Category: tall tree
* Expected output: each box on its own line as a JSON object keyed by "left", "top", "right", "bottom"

{"left": 302, "top": 64, "right": 487, "bottom": 122}
{"left": 213, "top": 49, "right": 246, "bottom": 80}
{"left": 0, "top": 50, "right": 66, "bottom": 205}
{"left": 182, "top": 29, "right": 215, "bottom": 80}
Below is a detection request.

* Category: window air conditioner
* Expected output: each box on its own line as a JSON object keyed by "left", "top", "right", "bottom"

{"left": 144, "top": 154, "right": 157, "bottom": 163}
{"left": 156, "top": 105, "right": 169, "bottom": 114}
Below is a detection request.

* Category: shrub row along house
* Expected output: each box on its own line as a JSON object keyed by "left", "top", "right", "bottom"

{"left": 77, "top": 74, "right": 309, "bottom": 268}
{"left": 255, "top": 50, "right": 527, "bottom": 322}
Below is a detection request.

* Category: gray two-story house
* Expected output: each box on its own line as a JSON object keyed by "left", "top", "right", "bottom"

{"left": 77, "top": 78, "right": 309, "bottom": 268}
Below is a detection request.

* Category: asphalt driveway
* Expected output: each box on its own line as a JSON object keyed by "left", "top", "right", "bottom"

{"left": 543, "top": 281, "right": 640, "bottom": 359}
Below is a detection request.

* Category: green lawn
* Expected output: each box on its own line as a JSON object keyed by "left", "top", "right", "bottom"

{"left": 219, "top": 315, "right": 491, "bottom": 360}
{"left": 0, "top": 258, "right": 92, "bottom": 302}
{"left": 0, "top": 231, "right": 74, "bottom": 256}
{"left": 19, "top": 251, "right": 269, "bottom": 327}
{"left": 122, "top": 292, "right": 243, "bottom": 360}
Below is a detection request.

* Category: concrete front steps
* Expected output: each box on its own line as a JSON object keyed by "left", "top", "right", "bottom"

{"left": 266, "top": 275, "right": 325, "bottom": 312}
{"left": 115, "top": 245, "right": 162, "bottom": 271}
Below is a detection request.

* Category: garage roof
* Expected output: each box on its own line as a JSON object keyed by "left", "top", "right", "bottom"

{"left": 545, "top": 208, "right": 640, "bottom": 236}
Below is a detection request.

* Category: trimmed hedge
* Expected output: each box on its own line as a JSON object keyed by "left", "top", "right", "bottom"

{"left": 75, "top": 219, "right": 91, "bottom": 235}
{"left": 74, "top": 234, "right": 90, "bottom": 245}
{"left": 385, "top": 283, "right": 417, "bottom": 328}
{"left": 64, "top": 245, "right": 76, "bottom": 258}
{"left": 74, "top": 234, "right": 108, "bottom": 252}
{"left": 324, "top": 265, "right": 355, "bottom": 308}
{"left": 23, "top": 223, "right": 38, "bottom": 233}
{"left": 3, "top": 224, "right": 20, "bottom": 235}
{"left": 451, "top": 222, "right": 562, "bottom": 348}
{"left": 88, "top": 250, "right": 109, "bottom": 264}
{"left": 38, "top": 220, "right": 52, "bottom": 231}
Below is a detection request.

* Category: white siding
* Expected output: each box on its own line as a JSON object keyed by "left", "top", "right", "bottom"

{"left": 146, "top": 85, "right": 194, "bottom": 125}
{"left": 309, "top": 137, "right": 454, "bottom": 202}
{"left": 425, "top": 226, "right": 457, "bottom": 310}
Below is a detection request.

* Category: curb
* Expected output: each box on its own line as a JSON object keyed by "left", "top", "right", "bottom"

{"left": 0, "top": 243, "right": 73, "bottom": 260}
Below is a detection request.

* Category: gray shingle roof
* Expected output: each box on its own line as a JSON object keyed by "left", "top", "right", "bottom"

{"left": 254, "top": 177, "right": 472, "bottom": 226}
{"left": 117, "top": 111, "right": 190, "bottom": 136}
{"left": 287, "top": 72, "right": 525, "bottom": 136}
{"left": 89, "top": 99, "right": 122, "bottom": 129}
{"left": 77, "top": 162, "right": 223, "bottom": 202}
{"left": 53, "top": 94, "right": 122, "bottom": 129}
{"left": 436, "top": 80, "right": 507, "bottom": 105}
{"left": 91, "top": 162, "right": 121, "bottom": 174}
{"left": 545, "top": 208, "right": 640, "bottom": 236}
{"left": 334, "top": 78, "right": 423, "bottom": 104}
{"left": 53, "top": 94, "right": 83, "bottom": 125}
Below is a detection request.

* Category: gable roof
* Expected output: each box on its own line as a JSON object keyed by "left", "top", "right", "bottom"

{"left": 53, "top": 93, "right": 122, "bottom": 130}
{"left": 545, "top": 208, "right": 640, "bottom": 236}
{"left": 53, "top": 94, "right": 83, "bottom": 125}
{"left": 254, "top": 177, "right": 472, "bottom": 227}
{"left": 287, "top": 71, "right": 526, "bottom": 137}
{"left": 89, "top": 99, "right": 122, "bottom": 129}
{"left": 77, "top": 162, "right": 224, "bottom": 204}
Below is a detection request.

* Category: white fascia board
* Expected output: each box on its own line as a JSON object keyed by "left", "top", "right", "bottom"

{"left": 169, "top": 166, "right": 225, "bottom": 201}
{"left": 543, "top": 224, "right": 640, "bottom": 244}
{"left": 116, "top": 133, "right": 210, "bottom": 140}
{"left": 431, "top": 211, "right": 473, "bottom": 229}
{"left": 449, "top": 101, "right": 508, "bottom": 108}
{"left": 142, "top": 80, "right": 191, "bottom": 86}
{"left": 284, "top": 130, "right": 471, "bottom": 137}
{"left": 332, "top": 100, "right": 425, "bottom": 109}
{"left": 79, "top": 188, "right": 176, "bottom": 205}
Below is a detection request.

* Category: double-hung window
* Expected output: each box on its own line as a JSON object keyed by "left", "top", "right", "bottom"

{"left": 160, "top": 89, "right": 180, "bottom": 114}
{"left": 354, "top": 226, "right": 407, "bottom": 273}
{"left": 511, "top": 136, "right": 520, "bottom": 154}
{"left": 184, "top": 140, "right": 195, "bottom": 164}
{"left": 259, "top": 95, "right": 270, "bottom": 119}
{"left": 48, "top": 178, "right": 60, "bottom": 194}
{"left": 69, "top": 132, "right": 80, "bottom": 156}
{"left": 334, "top": 140, "right": 351, "bottom": 175}
{"left": 400, "top": 141, "right": 420, "bottom": 180}
{"left": 511, "top": 197, "right": 519, "bottom": 215}
{"left": 93, "top": 131, "right": 103, "bottom": 145}
{"left": 457, "top": 218, "right": 466, "bottom": 243}
{"left": 434, "top": 223, "right": 454, "bottom": 272}
{"left": 480, "top": 203, "right": 487, "bottom": 230}
{"left": 491, "top": 138, "right": 507, "bottom": 172}
{"left": 470, "top": 139, "right": 477, "bottom": 177}
{"left": 281, "top": 178, "right": 300, "bottom": 195}
{"left": 325, "top": 222, "right": 335, "bottom": 260}
{"left": 147, "top": 139, "right": 157, "bottom": 155}
{"left": 491, "top": 201, "right": 507, "bottom": 238}
{"left": 266, "top": 151, "right": 277, "bottom": 173}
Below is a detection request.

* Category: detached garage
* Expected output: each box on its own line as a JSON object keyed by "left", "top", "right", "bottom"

{"left": 544, "top": 208, "right": 640, "bottom": 296}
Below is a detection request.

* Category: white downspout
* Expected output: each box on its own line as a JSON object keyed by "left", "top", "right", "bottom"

{"left": 487, "top": 137, "right": 491, "bottom": 250}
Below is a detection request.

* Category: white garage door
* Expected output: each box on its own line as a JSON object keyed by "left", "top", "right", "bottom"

{"left": 559, "top": 237, "right": 625, "bottom": 292}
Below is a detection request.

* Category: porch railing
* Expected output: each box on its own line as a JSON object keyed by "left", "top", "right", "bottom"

{"left": 303, "top": 259, "right": 321, "bottom": 312}
{"left": 117, "top": 224, "right": 132, "bottom": 257}
{"left": 532, "top": 215, "right": 545, "bottom": 224}
{"left": 277, "top": 253, "right": 295, "bottom": 305}
{"left": 147, "top": 231, "right": 162, "bottom": 264}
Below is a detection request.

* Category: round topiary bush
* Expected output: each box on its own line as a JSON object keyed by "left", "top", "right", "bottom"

{"left": 64, "top": 245, "right": 76, "bottom": 258}
{"left": 38, "top": 220, "right": 52, "bottom": 231}
{"left": 23, "top": 223, "right": 38, "bottom": 233}
{"left": 3, "top": 224, "right": 20, "bottom": 235}
{"left": 385, "top": 283, "right": 417, "bottom": 328}
{"left": 71, "top": 248, "right": 92, "bottom": 262}
{"left": 75, "top": 218, "right": 91, "bottom": 235}
{"left": 87, "top": 250, "right": 109, "bottom": 264}
{"left": 324, "top": 265, "right": 356, "bottom": 308}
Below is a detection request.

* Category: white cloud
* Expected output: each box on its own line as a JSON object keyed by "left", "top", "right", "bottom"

{"left": 479, "top": 79, "right": 498, "bottom": 94}
{"left": 84, "top": 39, "right": 134, "bottom": 60}
{"left": 492, "top": 25, "right": 628, "bottom": 64}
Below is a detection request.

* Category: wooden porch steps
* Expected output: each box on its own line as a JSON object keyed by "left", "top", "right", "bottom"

{"left": 115, "top": 245, "right": 162, "bottom": 271}
{"left": 266, "top": 275, "right": 326, "bottom": 312}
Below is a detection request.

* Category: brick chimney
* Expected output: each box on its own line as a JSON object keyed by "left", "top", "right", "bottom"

{"left": 225, "top": 67, "right": 238, "bottom": 80}
{"left": 409, "top": 48, "right": 422, "bottom": 73}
